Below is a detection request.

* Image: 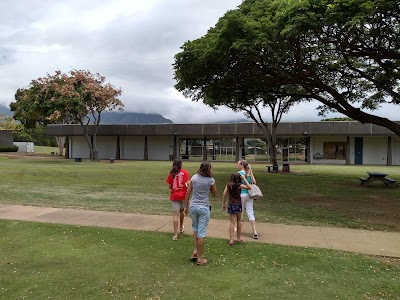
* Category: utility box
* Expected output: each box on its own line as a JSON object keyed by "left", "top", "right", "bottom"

{"left": 13, "top": 142, "right": 34, "bottom": 152}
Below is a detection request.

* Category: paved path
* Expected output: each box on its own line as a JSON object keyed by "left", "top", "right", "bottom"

{"left": 1, "top": 204, "right": 399, "bottom": 258}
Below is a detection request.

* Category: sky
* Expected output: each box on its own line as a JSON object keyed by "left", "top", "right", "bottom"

{"left": 0, "top": 0, "right": 397, "bottom": 123}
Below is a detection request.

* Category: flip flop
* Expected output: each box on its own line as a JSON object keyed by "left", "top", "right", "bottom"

{"left": 196, "top": 258, "right": 208, "bottom": 266}
{"left": 253, "top": 233, "right": 259, "bottom": 239}
{"left": 180, "top": 226, "right": 185, "bottom": 234}
{"left": 190, "top": 254, "right": 198, "bottom": 261}
{"left": 236, "top": 239, "right": 244, "bottom": 243}
{"left": 172, "top": 235, "right": 178, "bottom": 241}
{"left": 228, "top": 241, "right": 234, "bottom": 246}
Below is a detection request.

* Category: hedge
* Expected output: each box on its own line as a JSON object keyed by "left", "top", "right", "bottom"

{"left": 0, "top": 146, "right": 18, "bottom": 152}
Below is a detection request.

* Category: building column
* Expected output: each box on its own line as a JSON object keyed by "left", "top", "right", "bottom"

{"left": 173, "top": 134, "right": 177, "bottom": 160}
{"left": 116, "top": 136, "right": 120, "bottom": 160}
{"left": 144, "top": 136, "right": 148, "bottom": 161}
{"left": 307, "top": 137, "right": 312, "bottom": 164}
{"left": 387, "top": 136, "right": 392, "bottom": 166}
{"left": 65, "top": 137, "right": 70, "bottom": 159}
{"left": 235, "top": 137, "right": 240, "bottom": 162}
{"left": 346, "top": 136, "right": 350, "bottom": 165}
{"left": 203, "top": 137, "right": 207, "bottom": 161}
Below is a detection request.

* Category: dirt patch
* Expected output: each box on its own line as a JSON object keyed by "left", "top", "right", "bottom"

{"left": 0, "top": 152, "right": 63, "bottom": 159}
{"left": 369, "top": 255, "right": 400, "bottom": 266}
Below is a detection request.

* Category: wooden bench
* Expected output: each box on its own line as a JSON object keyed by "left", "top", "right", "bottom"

{"left": 386, "top": 178, "right": 397, "bottom": 183}
{"left": 266, "top": 165, "right": 279, "bottom": 173}
{"left": 359, "top": 177, "right": 368, "bottom": 184}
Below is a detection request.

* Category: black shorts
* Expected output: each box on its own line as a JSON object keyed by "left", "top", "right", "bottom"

{"left": 227, "top": 204, "right": 242, "bottom": 215}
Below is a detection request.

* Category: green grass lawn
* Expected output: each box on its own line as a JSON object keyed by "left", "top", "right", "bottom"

{"left": 0, "top": 157, "right": 399, "bottom": 231}
{"left": 1, "top": 219, "right": 399, "bottom": 300}
{"left": 34, "top": 145, "right": 61, "bottom": 154}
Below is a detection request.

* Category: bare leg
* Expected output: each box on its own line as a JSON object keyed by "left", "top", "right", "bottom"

{"left": 236, "top": 213, "right": 242, "bottom": 241}
{"left": 192, "top": 231, "right": 198, "bottom": 258}
{"left": 197, "top": 237, "right": 206, "bottom": 263}
{"left": 179, "top": 208, "right": 185, "bottom": 232}
{"left": 250, "top": 220, "right": 258, "bottom": 237}
{"left": 173, "top": 211, "right": 179, "bottom": 239}
{"left": 229, "top": 214, "right": 235, "bottom": 244}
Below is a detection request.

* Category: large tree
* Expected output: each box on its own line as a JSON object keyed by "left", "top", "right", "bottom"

{"left": 174, "top": 6, "right": 302, "bottom": 164}
{"left": 174, "top": 0, "right": 400, "bottom": 138}
{"left": 11, "top": 70, "right": 123, "bottom": 160}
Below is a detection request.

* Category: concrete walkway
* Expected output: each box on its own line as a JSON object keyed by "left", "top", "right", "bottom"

{"left": 1, "top": 204, "right": 399, "bottom": 258}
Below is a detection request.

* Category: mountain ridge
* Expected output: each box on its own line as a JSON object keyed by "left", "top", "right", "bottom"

{"left": 0, "top": 104, "right": 173, "bottom": 124}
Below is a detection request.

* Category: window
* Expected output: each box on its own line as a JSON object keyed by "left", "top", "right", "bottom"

{"left": 323, "top": 142, "right": 346, "bottom": 159}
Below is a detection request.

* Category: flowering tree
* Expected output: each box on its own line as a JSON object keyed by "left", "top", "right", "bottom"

{"left": 11, "top": 70, "right": 123, "bottom": 160}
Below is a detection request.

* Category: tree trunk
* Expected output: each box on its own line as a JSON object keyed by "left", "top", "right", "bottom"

{"left": 55, "top": 136, "right": 65, "bottom": 156}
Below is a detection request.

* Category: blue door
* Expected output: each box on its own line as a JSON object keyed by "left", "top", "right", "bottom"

{"left": 354, "top": 137, "right": 363, "bottom": 164}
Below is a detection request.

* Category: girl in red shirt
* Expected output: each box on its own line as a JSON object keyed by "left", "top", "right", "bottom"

{"left": 166, "top": 159, "right": 190, "bottom": 240}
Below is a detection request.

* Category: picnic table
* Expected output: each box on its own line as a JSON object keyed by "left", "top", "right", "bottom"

{"left": 360, "top": 172, "right": 398, "bottom": 188}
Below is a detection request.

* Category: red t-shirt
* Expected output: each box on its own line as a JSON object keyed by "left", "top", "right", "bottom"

{"left": 166, "top": 169, "right": 190, "bottom": 200}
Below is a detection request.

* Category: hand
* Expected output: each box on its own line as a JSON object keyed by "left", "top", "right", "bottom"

{"left": 184, "top": 207, "right": 188, "bottom": 216}
{"left": 222, "top": 204, "right": 226, "bottom": 210}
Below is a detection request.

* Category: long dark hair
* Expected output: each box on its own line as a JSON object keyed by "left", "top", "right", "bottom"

{"left": 170, "top": 159, "right": 182, "bottom": 178}
{"left": 197, "top": 161, "right": 212, "bottom": 177}
{"left": 227, "top": 173, "right": 241, "bottom": 190}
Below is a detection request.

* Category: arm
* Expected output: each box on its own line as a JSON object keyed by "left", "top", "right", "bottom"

{"left": 166, "top": 174, "right": 173, "bottom": 189}
{"left": 240, "top": 174, "right": 251, "bottom": 190}
{"left": 222, "top": 186, "right": 228, "bottom": 210}
{"left": 248, "top": 165, "right": 256, "bottom": 184}
{"left": 184, "top": 181, "right": 192, "bottom": 215}
{"left": 210, "top": 182, "right": 218, "bottom": 197}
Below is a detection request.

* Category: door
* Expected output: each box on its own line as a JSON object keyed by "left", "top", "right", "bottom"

{"left": 354, "top": 137, "right": 363, "bottom": 164}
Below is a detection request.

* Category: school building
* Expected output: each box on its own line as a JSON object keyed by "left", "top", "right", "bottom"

{"left": 46, "top": 121, "right": 400, "bottom": 165}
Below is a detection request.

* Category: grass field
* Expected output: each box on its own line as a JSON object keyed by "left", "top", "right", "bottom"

{"left": 34, "top": 145, "right": 62, "bottom": 154}
{"left": 1, "top": 156, "right": 400, "bottom": 299}
{"left": 1, "top": 220, "right": 399, "bottom": 300}
{"left": 0, "top": 156, "right": 399, "bottom": 231}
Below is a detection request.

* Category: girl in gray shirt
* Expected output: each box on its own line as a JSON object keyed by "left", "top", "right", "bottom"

{"left": 184, "top": 161, "right": 217, "bottom": 265}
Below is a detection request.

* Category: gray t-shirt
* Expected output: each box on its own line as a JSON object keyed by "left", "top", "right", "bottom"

{"left": 190, "top": 174, "right": 215, "bottom": 207}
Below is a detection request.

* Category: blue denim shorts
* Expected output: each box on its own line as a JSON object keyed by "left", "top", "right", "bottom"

{"left": 189, "top": 205, "right": 210, "bottom": 238}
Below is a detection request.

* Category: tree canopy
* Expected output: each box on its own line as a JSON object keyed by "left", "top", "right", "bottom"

{"left": 11, "top": 70, "right": 123, "bottom": 159}
{"left": 174, "top": 0, "right": 400, "bottom": 136}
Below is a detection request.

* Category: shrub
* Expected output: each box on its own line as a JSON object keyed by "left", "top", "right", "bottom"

{"left": 0, "top": 145, "right": 18, "bottom": 152}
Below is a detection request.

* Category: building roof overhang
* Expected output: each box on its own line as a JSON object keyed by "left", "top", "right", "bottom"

{"left": 46, "top": 121, "right": 400, "bottom": 138}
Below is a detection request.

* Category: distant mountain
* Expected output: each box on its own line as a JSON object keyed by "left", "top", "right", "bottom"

{"left": 100, "top": 111, "right": 173, "bottom": 124}
{"left": 0, "top": 104, "right": 173, "bottom": 124}
{"left": 0, "top": 103, "right": 12, "bottom": 116}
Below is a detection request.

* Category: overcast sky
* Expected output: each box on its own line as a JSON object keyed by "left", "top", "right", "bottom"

{"left": 0, "top": 0, "right": 397, "bottom": 123}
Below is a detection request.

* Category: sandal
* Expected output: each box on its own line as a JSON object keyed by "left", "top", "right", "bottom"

{"left": 196, "top": 258, "right": 208, "bottom": 265}
{"left": 253, "top": 233, "right": 259, "bottom": 239}
{"left": 236, "top": 239, "right": 244, "bottom": 243}
{"left": 180, "top": 226, "right": 184, "bottom": 234}
{"left": 172, "top": 235, "right": 178, "bottom": 241}
{"left": 190, "top": 254, "right": 198, "bottom": 261}
{"left": 228, "top": 241, "right": 234, "bottom": 246}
